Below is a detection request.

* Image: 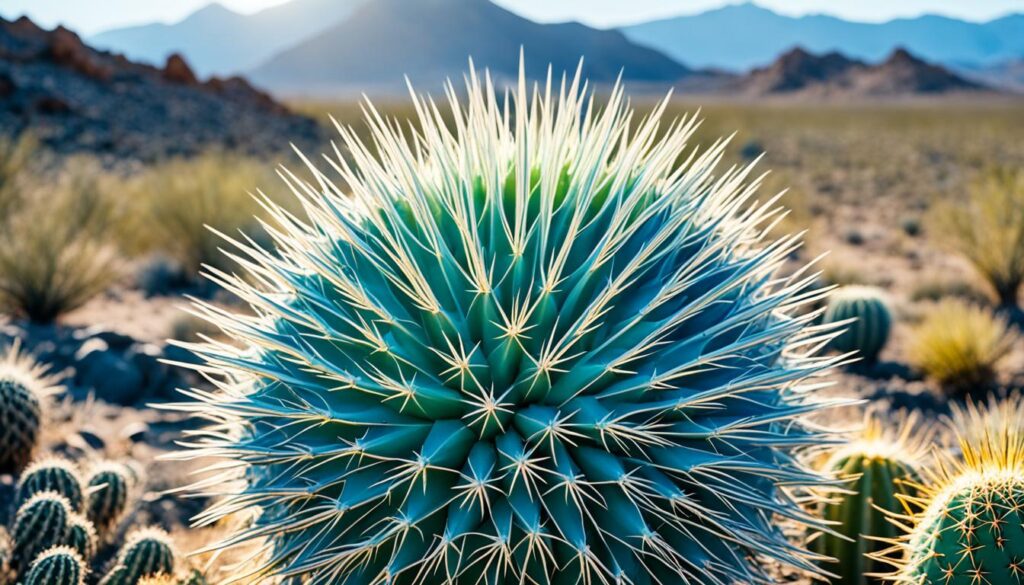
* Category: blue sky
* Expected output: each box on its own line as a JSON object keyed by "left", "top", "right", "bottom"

{"left": 2, "top": 0, "right": 1022, "bottom": 34}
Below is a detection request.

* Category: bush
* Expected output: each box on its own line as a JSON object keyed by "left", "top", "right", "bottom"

{"left": 120, "top": 152, "right": 277, "bottom": 281}
{"left": 909, "top": 300, "right": 1018, "bottom": 396}
{"left": 933, "top": 168, "right": 1024, "bottom": 307}
{"left": 0, "top": 159, "right": 120, "bottom": 323}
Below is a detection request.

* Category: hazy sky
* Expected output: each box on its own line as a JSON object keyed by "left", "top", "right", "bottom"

{"left": 2, "top": 0, "right": 1022, "bottom": 34}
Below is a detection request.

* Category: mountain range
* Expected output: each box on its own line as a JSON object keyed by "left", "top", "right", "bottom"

{"left": 90, "top": 0, "right": 367, "bottom": 77}
{"left": 622, "top": 2, "right": 1024, "bottom": 71}
{"left": 57, "top": 0, "right": 1024, "bottom": 96}
{"left": 249, "top": 0, "right": 686, "bottom": 94}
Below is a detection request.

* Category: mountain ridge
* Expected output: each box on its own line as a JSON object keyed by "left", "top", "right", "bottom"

{"left": 623, "top": 2, "right": 1024, "bottom": 71}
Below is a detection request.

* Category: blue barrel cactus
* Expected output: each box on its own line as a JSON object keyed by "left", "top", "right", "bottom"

{"left": 171, "top": 66, "right": 844, "bottom": 583}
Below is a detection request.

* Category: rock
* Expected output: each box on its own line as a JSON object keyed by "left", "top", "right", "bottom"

{"left": 75, "top": 429, "right": 106, "bottom": 450}
{"left": 75, "top": 338, "right": 145, "bottom": 404}
{"left": 120, "top": 422, "right": 150, "bottom": 443}
{"left": 162, "top": 53, "right": 198, "bottom": 85}
{"left": 74, "top": 326, "right": 135, "bottom": 350}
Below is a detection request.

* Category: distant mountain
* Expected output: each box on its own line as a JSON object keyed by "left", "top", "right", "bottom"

{"left": 249, "top": 0, "right": 688, "bottom": 95}
{"left": 90, "top": 0, "right": 366, "bottom": 77}
{"left": 954, "top": 58, "right": 1024, "bottom": 92}
{"left": 622, "top": 3, "right": 1024, "bottom": 72}
{"left": 736, "top": 47, "right": 985, "bottom": 97}
{"left": 0, "top": 16, "right": 321, "bottom": 161}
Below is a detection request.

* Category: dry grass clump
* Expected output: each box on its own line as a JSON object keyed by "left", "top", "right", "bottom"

{"left": 119, "top": 151, "right": 277, "bottom": 280}
{"left": 908, "top": 300, "right": 1018, "bottom": 396}
{"left": 933, "top": 168, "right": 1024, "bottom": 307}
{"left": 0, "top": 153, "right": 121, "bottom": 323}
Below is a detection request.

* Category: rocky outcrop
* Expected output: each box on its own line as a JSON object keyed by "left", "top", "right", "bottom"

{"left": 737, "top": 46, "right": 987, "bottom": 97}
{"left": 0, "top": 16, "right": 322, "bottom": 161}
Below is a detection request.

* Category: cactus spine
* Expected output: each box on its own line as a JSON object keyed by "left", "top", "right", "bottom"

{"left": 824, "top": 285, "right": 892, "bottom": 362}
{"left": 23, "top": 545, "right": 86, "bottom": 585}
{"left": 16, "top": 458, "right": 85, "bottom": 512}
{"left": 815, "top": 412, "right": 927, "bottom": 585}
{"left": 64, "top": 514, "right": 97, "bottom": 561}
{"left": 12, "top": 491, "right": 72, "bottom": 572}
{"left": 892, "top": 395, "right": 1024, "bottom": 583}
{"left": 85, "top": 463, "right": 132, "bottom": 534}
{"left": 100, "top": 528, "right": 175, "bottom": 585}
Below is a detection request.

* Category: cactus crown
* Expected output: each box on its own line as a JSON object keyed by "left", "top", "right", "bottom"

{"left": 112, "top": 527, "right": 176, "bottom": 583}
{"left": 170, "top": 64, "right": 844, "bottom": 584}
{"left": 23, "top": 545, "right": 87, "bottom": 585}
{"left": 17, "top": 456, "right": 86, "bottom": 511}
{"left": 65, "top": 513, "right": 98, "bottom": 561}
{"left": 890, "top": 395, "right": 1024, "bottom": 584}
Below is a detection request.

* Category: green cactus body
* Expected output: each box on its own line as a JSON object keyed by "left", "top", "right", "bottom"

{"left": 16, "top": 458, "right": 85, "bottom": 512}
{"left": 12, "top": 492, "right": 73, "bottom": 572}
{"left": 64, "top": 514, "right": 97, "bottom": 561}
{"left": 170, "top": 66, "right": 845, "bottom": 583}
{"left": 23, "top": 545, "right": 86, "bottom": 585}
{"left": 0, "top": 377, "right": 41, "bottom": 475}
{"left": 85, "top": 463, "right": 131, "bottom": 534}
{"left": 902, "top": 471, "right": 1024, "bottom": 584}
{"left": 101, "top": 528, "right": 175, "bottom": 585}
{"left": 824, "top": 286, "right": 892, "bottom": 362}
{"left": 179, "top": 569, "right": 207, "bottom": 585}
{"left": 817, "top": 452, "right": 919, "bottom": 584}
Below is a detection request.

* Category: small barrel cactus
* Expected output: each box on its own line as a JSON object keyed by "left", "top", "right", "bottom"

{"left": 824, "top": 285, "right": 892, "bottom": 362}
{"left": 891, "top": 394, "right": 1024, "bottom": 583}
{"left": 64, "top": 514, "right": 97, "bottom": 561}
{"left": 85, "top": 462, "right": 132, "bottom": 534}
{"left": 170, "top": 65, "right": 845, "bottom": 582}
{"left": 0, "top": 343, "right": 55, "bottom": 475}
{"left": 100, "top": 528, "right": 175, "bottom": 585}
{"left": 815, "top": 411, "right": 928, "bottom": 585}
{"left": 12, "top": 491, "right": 72, "bottom": 572}
{"left": 23, "top": 545, "right": 87, "bottom": 585}
{"left": 16, "top": 457, "right": 85, "bottom": 512}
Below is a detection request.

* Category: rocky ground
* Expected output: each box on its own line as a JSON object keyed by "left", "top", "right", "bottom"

{"left": 0, "top": 16, "right": 324, "bottom": 162}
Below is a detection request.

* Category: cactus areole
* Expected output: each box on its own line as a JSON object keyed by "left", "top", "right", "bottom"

{"left": 171, "top": 63, "right": 844, "bottom": 584}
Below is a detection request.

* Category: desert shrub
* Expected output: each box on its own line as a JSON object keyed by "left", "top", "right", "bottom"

{"left": 933, "top": 168, "right": 1024, "bottom": 307}
{"left": 0, "top": 133, "right": 40, "bottom": 220}
{"left": 0, "top": 159, "right": 121, "bottom": 323}
{"left": 120, "top": 152, "right": 277, "bottom": 281}
{"left": 909, "top": 300, "right": 1018, "bottom": 396}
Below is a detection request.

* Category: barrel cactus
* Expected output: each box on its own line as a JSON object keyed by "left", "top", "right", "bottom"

{"left": 0, "top": 342, "right": 57, "bottom": 474}
{"left": 16, "top": 457, "right": 85, "bottom": 512}
{"left": 12, "top": 491, "right": 73, "bottom": 572}
{"left": 65, "top": 514, "right": 97, "bottom": 561}
{"left": 85, "top": 462, "right": 132, "bottom": 534}
{"left": 170, "top": 66, "right": 845, "bottom": 583}
{"left": 823, "top": 286, "right": 892, "bottom": 362}
{"left": 23, "top": 545, "right": 87, "bottom": 585}
{"left": 890, "top": 394, "right": 1024, "bottom": 583}
{"left": 814, "top": 411, "right": 928, "bottom": 585}
{"left": 100, "top": 527, "right": 175, "bottom": 585}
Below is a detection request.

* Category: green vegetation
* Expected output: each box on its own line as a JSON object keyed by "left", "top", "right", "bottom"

{"left": 23, "top": 546, "right": 86, "bottom": 585}
{"left": 824, "top": 286, "right": 892, "bottom": 362}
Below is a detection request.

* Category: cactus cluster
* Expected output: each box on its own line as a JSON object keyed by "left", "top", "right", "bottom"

{"left": 171, "top": 65, "right": 846, "bottom": 583}
{"left": 22, "top": 545, "right": 87, "bottom": 585}
{"left": 823, "top": 285, "right": 892, "bottom": 362}
{"left": 99, "top": 528, "right": 176, "bottom": 585}
{"left": 815, "top": 411, "right": 928, "bottom": 585}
